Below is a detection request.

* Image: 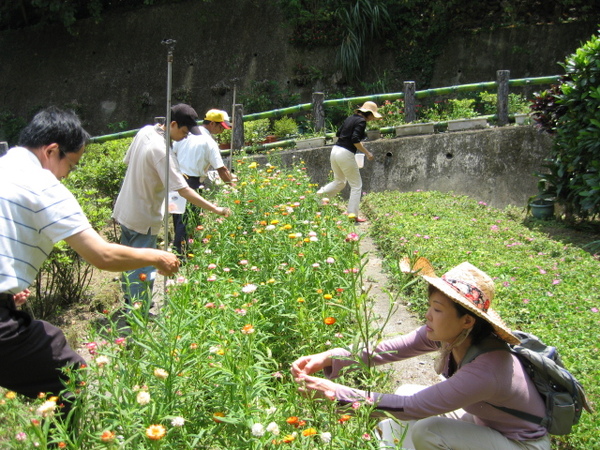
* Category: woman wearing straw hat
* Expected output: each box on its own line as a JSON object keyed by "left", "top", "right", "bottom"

{"left": 317, "top": 101, "right": 382, "bottom": 223}
{"left": 291, "top": 258, "right": 550, "bottom": 449}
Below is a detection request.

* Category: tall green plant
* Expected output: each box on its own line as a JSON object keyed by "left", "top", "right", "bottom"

{"left": 546, "top": 30, "right": 600, "bottom": 219}
{"left": 336, "top": 0, "right": 390, "bottom": 81}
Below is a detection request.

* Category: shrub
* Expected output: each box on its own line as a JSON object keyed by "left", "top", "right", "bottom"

{"left": 272, "top": 116, "right": 298, "bottom": 139}
{"left": 530, "top": 84, "right": 567, "bottom": 134}
{"left": 541, "top": 30, "right": 600, "bottom": 219}
{"left": 244, "top": 118, "right": 271, "bottom": 146}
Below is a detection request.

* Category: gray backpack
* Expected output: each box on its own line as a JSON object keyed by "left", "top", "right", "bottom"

{"left": 461, "top": 331, "right": 593, "bottom": 435}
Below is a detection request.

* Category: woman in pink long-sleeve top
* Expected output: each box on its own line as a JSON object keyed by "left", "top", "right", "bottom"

{"left": 291, "top": 257, "right": 551, "bottom": 450}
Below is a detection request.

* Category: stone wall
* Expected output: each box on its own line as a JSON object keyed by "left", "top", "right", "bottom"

{"left": 0, "top": 0, "right": 596, "bottom": 139}
{"left": 255, "top": 126, "right": 553, "bottom": 209}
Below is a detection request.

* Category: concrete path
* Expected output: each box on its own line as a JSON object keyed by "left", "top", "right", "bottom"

{"left": 358, "top": 223, "right": 440, "bottom": 388}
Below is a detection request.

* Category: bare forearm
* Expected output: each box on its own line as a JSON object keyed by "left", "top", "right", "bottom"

{"left": 178, "top": 187, "right": 220, "bottom": 212}
{"left": 66, "top": 229, "right": 179, "bottom": 275}
{"left": 217, "top": 166, "right": 233, "bottom": 184}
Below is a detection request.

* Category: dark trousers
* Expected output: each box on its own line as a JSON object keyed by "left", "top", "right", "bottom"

{"left": 0, "top": 293, "right": 85, "bottom": 402}
{"left": 173, "top": 175, "right": 202, "bottom": 257}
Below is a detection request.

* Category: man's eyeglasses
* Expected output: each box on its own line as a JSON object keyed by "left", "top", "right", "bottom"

{"left": 60, "top": 148, "right": 78, "bottom": 173}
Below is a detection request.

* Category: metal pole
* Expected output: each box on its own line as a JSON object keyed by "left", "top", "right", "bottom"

{"left": 229, "top": 81, "right": 237, "bottom": 172}
{"left": 161, "top": 38, "right": 176, "bottom": 294}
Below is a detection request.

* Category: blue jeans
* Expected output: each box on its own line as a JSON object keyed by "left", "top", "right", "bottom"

{"left": 119, "top": 225, "right": 157, "bottom": 306}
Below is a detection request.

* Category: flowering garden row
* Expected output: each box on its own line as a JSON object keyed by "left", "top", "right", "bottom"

{"left": 0, "top": 156, "right": 390, "bottom": 449}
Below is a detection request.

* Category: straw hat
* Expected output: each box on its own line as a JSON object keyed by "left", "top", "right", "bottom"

{"left": 400, "top": 257, "right": 520, "bottom": 344}
{"left": 356, "top": 101, "right": 382, "bottom": 119}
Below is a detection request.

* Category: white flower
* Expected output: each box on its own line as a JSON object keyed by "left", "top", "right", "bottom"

{"left": 171, "top": 416, "right": 185, "bottom": 427}
{"left": 153, "top": 368, "right": 169, "bottom": 380}
{"left": 266, "top": 421, "right": 280, "bottom": 435}
{"left": 326, "top": 257, "right": 335, "bottom": 264}
{"left": 251, "top": 423, "right": 265, "bottom": 437}
{"left": 95, "top": 355, "right": 110, "bottom": 367}
{"left": 136, "top": 391, "right": 151, "bottom": 405}
{"left": 265, "top": 225, "right": 276, "bottom": 231}
{"left": 266, "top": 406, "right": 277, "bottom": 414}
{"left": 36, "top": 400, "right": 57, "bottom": 418}
{"left": 320, "top": 432, "right": 332, "bottom": 443}
{"left": 310, "top": 236, "right": 318, "bottom": 242}
{"left": 242, "top": 284, "right": 258, "bottom": 294}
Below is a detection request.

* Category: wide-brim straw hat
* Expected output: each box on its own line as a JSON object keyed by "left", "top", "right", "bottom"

{"left": 356, "top": 101, "right": 382, "bottom": 119}
{"left": 400, "top": 257, "right": 520, "bottom": 345}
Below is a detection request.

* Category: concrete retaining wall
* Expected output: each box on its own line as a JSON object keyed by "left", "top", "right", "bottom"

{"left": 253, "top": 126, "right": 553, "bottom": 209}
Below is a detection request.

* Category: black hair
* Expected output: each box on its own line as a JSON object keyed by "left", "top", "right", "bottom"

{"left": 428, "top": 285, "right": 494, "bottom": 345}
{"left": 18, "top": 106, "right": 90, "bottom": 155}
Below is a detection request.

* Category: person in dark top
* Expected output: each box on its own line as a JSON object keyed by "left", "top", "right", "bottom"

{"left": 317, "top": 101, "right": 381, "bottom": 223}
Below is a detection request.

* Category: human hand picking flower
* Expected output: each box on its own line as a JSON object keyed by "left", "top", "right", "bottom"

{"left": 291, "top": 351, "right": 332, "bottom": 378}
{"left": 294, "top": 373, "right": 344, "bottom": 400}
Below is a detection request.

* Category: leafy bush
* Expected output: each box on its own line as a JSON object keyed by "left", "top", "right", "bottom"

{"left": 538, "top": 30, "right": 600, "bottom": 219}
{"left": 478, "top": 92, "right": 531, "bottom": 115}
{"left": 417, "top": 98, "right": 478, "bottom": 122}
{"left": 530, "top": 84, "right": 567, "bottom": 134}
{"left": 272, "top": 116, "right": 298, "bottom": 139}
{"left": 378, "top": 99, "right": 405, "bottom": 127}
{"left": 244, "top": 118, "right": 271, "bottom": 146}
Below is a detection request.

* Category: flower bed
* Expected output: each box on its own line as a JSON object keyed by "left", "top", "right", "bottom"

{"left": 0, "top": 157, "right": 387, "bottom": 448}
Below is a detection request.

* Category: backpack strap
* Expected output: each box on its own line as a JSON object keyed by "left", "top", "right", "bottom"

{"left": 459, "top": 336, "right": 510, "bottom": 368}
{"left": 459, "top": 337, "right": 546, "bottom": 427}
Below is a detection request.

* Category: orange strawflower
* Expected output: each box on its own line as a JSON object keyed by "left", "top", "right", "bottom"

{"left": 146, "top": 424, "right": 166, "bottom": 440}
{"left": 324, "top": 317, "right": 336, "bottom": 325}
{"left": 101, "top": 430, "right": 116, "bottom": 443}
{"left": 338, "top": 414, "right": 352, "bottom": 423}
{"left": 286, "top": 416, "right": 299, "bottom": 425}
{"left": 302, "top": 427, "right": 317, "bottom": 436}
{"left": 282, "top": 434, "right": 296, "bottom": 443}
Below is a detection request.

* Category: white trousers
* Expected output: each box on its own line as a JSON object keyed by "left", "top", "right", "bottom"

{"left": 376, "top": 385, "right": 551, "bottom": 450}
{"left": 317, "top": 145, "right": 362, "bottom": 215}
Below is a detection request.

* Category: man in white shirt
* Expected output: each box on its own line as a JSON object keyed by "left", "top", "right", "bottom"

{"left": 0, "top": 107, "right": 180, "bottom": 415}
{"left": 171, "top": 109, "right": 234, "bottom": 257}
{"left": 199, "top": 109, "right": 232, "bottom": 140}
{"left": 113, "top": 104, "right": 230, "bottom": 304}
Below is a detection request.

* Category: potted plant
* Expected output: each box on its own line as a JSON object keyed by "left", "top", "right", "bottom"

{"left": 244, "top": 118, "right": 271, "bottom": 146}
{"left": 395, "top": 121, "right": 435, "bottom": 137}
{"left": 273, "top": 116, "right": 298, "bottom": 141}
{"left": 527, "top": 179, "right": 556, "bottom": 220}
{"left": 295, "top": 131, "right": 326, "bottom": 149}
{"left": 444, "top": 99, "right": 488, "bottom": 131}
{"left": 366, "top": 121, "right": 382, "bottom": 140}
{"left": 216, "top": 128, "right": 231, "bottom": 150}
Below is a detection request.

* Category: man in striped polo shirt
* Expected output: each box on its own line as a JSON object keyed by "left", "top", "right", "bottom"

{"left": 0, "top": 107, "right": 180, "bottom": 414}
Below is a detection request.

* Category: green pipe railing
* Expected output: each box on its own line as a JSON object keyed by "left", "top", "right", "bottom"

{"left": 89, "top": 75, "right": 560, "bottom": 144}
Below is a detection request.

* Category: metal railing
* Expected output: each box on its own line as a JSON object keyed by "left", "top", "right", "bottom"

{"left": 89, "top": 72, "right": 560, "bottom": 145}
